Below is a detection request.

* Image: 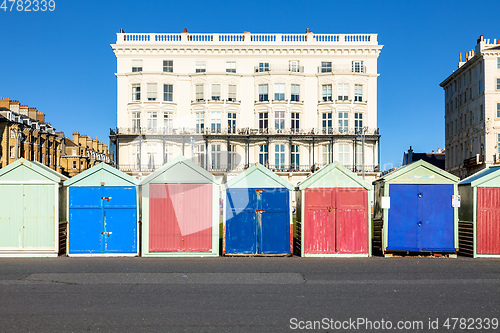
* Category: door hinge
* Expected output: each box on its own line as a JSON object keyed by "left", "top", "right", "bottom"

{"left": 255, "top": 189, "right": 265, "bottom": 193}
{"left": 101, "top": 197, "right": 112, "bottom": 201}
{"left": 255, "top": 209, "right": 265, "bottom": 213}
{"left": 101, "top": 232, "right": 112, "bottom": 236}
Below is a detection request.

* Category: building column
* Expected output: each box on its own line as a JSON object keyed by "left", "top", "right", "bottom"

{"left": 312, "top": 136, "right": 315, "bottom": 172}
{"left": 205, "top": 137, "right": 209, "bottom": 170}
{"left": 226, "top": 137, "right": 230, "bottom": 172}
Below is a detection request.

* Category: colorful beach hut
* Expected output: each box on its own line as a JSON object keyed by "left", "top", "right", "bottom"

{"left": 224, "top": 163, "right": 294, "bottom": 255}
{"left": 64, "top": 163, "right": 139, "bottom": 256}
{"left": 140, "top": 156, "right": 220, "bottom": 257}
{"left": 458, "top": 166, "right": 500, "bottom": 258}
{"left": 0, "top": 158, "right": 67, "bottom": 257}
{"left": 296, "top": 162, "right": 371, "bottom": 257}
{"left": 373, "top": 160, "right": 459, "bottom": 256}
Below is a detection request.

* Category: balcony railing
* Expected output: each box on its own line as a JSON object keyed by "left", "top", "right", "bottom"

{"left": 116, "top": 32, "right": 378, "bottom": 45}
{"left": 317, "top": 65, "right": 367, "bottom": 74}
{"left": 463, "top": 154, "right": 484, "bottom": 168}
{"left": 254, "top": 65, "right": 304, "bottom": 73}
{"left": 114, "top": 127, "right": 380, "bottom": 136}
{"left": 118, "top": 162, "right": 379, "bottom": 174}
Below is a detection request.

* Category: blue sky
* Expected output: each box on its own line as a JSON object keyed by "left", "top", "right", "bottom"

{"left": 0, "top": 0, "right": 498, "bottom": 169}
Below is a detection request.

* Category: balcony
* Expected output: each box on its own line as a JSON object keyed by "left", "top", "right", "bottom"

{"left": 118, "top": 162, "right": 379, "bottom": 174}
{"left": 113, "top": 127, "right": 380, "bottom": 137}
{"left": 463, "top": 154, "right": 484, "bottom": 168}
{"left": 317, "top": 65, "right": 367, "bottom": 74}
{"left": 116, "top": 32, "right": 378, "bottom": 46}
{"left": 253, "top": 65, "right": 304, "bottom": 73}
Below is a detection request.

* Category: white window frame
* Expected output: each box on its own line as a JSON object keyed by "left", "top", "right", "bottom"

{"left": 352, "top": 61, "right": 364, "bottom": 73}
{"left": 275, "top": 144, "right": 285, "bottom": 171}
{"left": 196, "top": 61, "right": 206, "bottom": 73}
{"left": 196, "top": 112, "right": 205, "bottom": 133}
{"left": 228, "top": 85, "right": 237, "bottom": 102}
{"left": 211, "top": 84, "right": 221, "bottom": 101}
{"left": 338, "top": 112, "right": 349, "bottom": 133}
{"left": 354, "top": 113, "right": 363, "bottom": 132}
{"left": 338, "top": 144, "right": 350, "bottom": 165}
{"left": 289, "top": 60, "right": 299, "bottom": 72}
{"left": 163, "top": 84, "right": 173, "bottom": 102}
{"left": 354, "top": 84, "right": 363, "bottom": 102}
{"left": 132, "top": 59, "right": 142, "bottom": 72}
{"left": 338, "top": 84, "right": 349, "bottom": 101}
{"left": 163, "top": 60, "right": 173, "bottom": 73}
{"left": 195, "top": 84, "right": 204, "bottom": 101}
{"left": 211, "top": 112, "right": 221, "bottom": 133}
{"left": 226, "top": 61, "right": 236, "bottom": 73}
{"left": 147, "top": 83, "right": 157, "bottom": 101}
{"left": 321, "top": 61, "right": 332, "bottom": 73}
{"left": 258, "top": 62, "right": 269, "bottom": 72}
{"left": 258, "top": 84, "right": 268, "bottom": 102}
{"left": 322, "top": 84, "right": 332, "bottom": 102}
{"left": 132, "top": 84, "right": 141, "bottom": 102}
{"left": 274, "top": 83, "right": 285, "bottom": 101}
{"left": 275, "top": 111, "right": 285, "bottom": 130}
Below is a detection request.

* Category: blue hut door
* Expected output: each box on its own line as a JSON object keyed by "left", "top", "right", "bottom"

{"left": 226, "top": 189, "right": 257, "bottom": 254}
{"left": 259, "top": 188, "right": 290, "bottom": 254}
{"left": 69, "top": 187, "right": 137, "bottom": 254}
{"left": 388, "top": 184, "right": 454, "bottom": 252}
{"left": 226, "top": 188, "right": 290, "bottom": 255}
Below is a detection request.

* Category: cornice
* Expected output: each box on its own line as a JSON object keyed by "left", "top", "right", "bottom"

{"left": 111, "top": 45, "right": 383, "bottom": 57}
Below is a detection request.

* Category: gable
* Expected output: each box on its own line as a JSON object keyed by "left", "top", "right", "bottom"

{"left": 145, "top": 162, "right": 214, "bottom": 184}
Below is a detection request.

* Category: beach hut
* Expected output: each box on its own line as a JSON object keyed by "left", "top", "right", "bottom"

{"left": 373, "top": 160, "right": 459, "bottom": 256}
{"left": 224, "top": 163, "right": 294, "bottom": 255}
{"left": 140, "top": 156, "right": 220, "bottom": 257}
{"left": 458, "top": 166, "right": 500, "bottom": 258}
{"left": 296, "top": 162, "right": 371, "bottom": 257}
{"left": 0, "top": 158, "right": 67, "bottom": 257}
{"left": 64, "top": 163, "right": 139, "bottom": 256}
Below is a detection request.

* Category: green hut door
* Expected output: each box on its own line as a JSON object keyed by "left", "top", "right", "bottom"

{"left": 0, "top": 184, "right": 55, "bottom": 250}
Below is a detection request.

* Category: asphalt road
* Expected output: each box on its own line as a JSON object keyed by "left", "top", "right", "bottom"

{"left": 0, "top": 257, "right": 498, "bottom": 332}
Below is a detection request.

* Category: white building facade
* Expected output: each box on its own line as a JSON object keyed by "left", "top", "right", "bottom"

{"left": 111, "top": 30, "right": 382, "bottom": 183}
{"left": 441, "top": 35, "right": 500, "bottom": 179}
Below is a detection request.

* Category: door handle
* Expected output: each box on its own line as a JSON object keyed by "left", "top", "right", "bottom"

{"left": 418, "top": 221, "right": 422, "bottom": 226}
{"left": 101, "top": 232, "right": 112, "bottom": 236}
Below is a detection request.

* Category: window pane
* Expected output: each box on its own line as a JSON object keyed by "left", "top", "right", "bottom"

{"left": 228, "top": 85, "right": 237, "bottom": 101}
{"left": 163, "top": 60, "right": 173, "bottom": 72}
{"left": 163, "top": 84, "right": 173, "bottom": 102}
{"left": 274, "top": 84, "right": 285, "bottom": 101}
{"left": 196, "top": 84, "right": 204, "bottom": 101}
{"left": 212, "top": 84, "right": 221, "bottom": 101}
{"left": 196, "top": 61, "right": 206, "bottom": 73}
{"left": 226, "top": 61, "right": 236, "bottom": 73}
{"left": 147, "top": 83, "right": 157, "bottom": 101}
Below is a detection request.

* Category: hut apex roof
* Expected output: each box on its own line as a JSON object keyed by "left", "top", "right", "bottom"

{"left": 224, "top": 163, "right": 294, "bottom": 190}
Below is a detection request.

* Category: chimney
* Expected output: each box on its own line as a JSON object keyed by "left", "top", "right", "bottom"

{"left": 0, "top": 97, "right": 9, "bottom": 109}
{"left": 79, "top": 134, "right": 87, "bottom": 147}
{"left": 408, "top": 146, "right": 414, "bottom": 164}
{"left": 97, "top": 141, "right": 103, "bottom": 153}
{"left": 86, "top": 137, "right": 93, "bottom": 149}
{"left": 120, "top": 28, "right": 125, "bottom": 33}
{"left": 28, "top": 107, "right": 37, "bottom": 120}
{"left": 477, "top": 34, "right": 483, "bottom": 44}
{"left": 72, "top": 132, "right": 80, "bottom": 143}
{"left": 92, "top": 138, "right": 98, "bottom": 150}
{"left": 9, "top": 100, "right": 20, "bottom": 113}
{"left": 36, "top": 112, "right": 45, "bottom": 124}
{"left": 19, "top": 105, "right": 29, "bottom": 116}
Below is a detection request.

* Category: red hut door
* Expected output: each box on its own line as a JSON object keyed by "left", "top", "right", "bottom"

{"left": 477, "top": 187, "right": 500, "bottom": 255}
{"left": 149, "top": 183, "right": 213, "bottom": 252}
{"left": 304, "top": 188, "right": 368, "bottom": 254}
